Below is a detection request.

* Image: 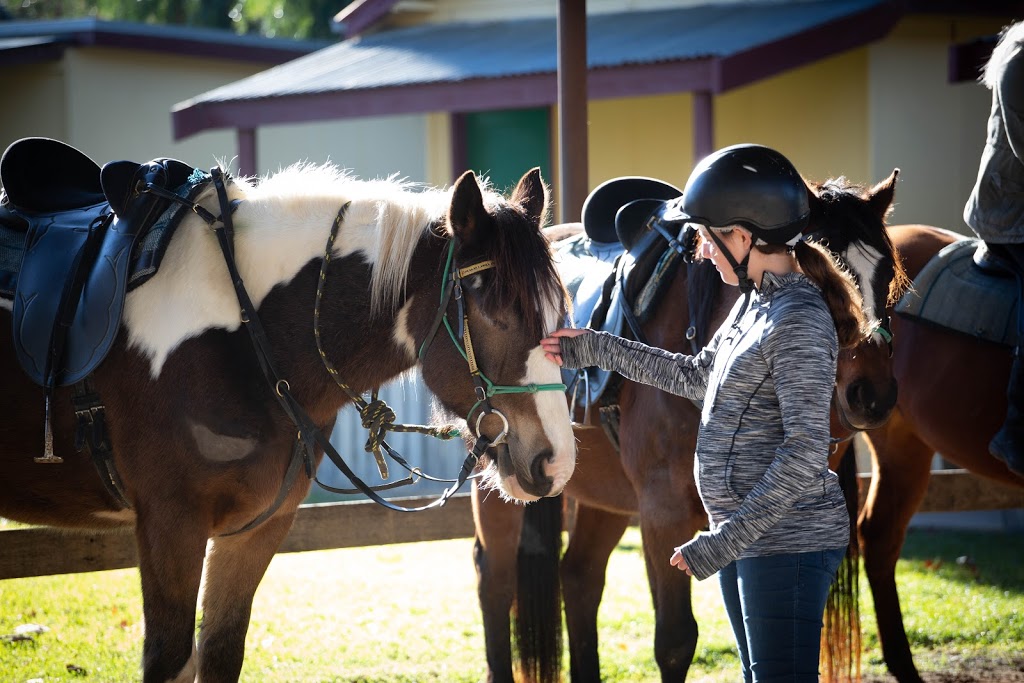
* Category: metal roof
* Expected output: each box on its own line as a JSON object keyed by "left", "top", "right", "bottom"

{"left": 173, "top": 0, "right": 903, "bottom": 138}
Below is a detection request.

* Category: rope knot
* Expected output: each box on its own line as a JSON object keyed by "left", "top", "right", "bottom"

{"left": 360, "top": 399, "right": 397, "bottom": 453}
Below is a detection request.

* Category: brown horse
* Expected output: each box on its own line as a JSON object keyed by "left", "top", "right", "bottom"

{"left": 842, "top": 223, "right": 1024, "bottom": 683}
{"left": 0, "top": 155, "right": 577, "bottom": 681}
{"left": 472, "top": 171, "right": 907, "bottom": 683}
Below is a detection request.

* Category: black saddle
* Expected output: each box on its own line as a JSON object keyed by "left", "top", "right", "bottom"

{"left": 1, "top": 137, "right": 199, "bottom": 388}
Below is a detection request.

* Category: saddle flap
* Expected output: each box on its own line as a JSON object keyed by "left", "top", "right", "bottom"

{"left": 1, "top": 138, "right": 104, "bottom": 213}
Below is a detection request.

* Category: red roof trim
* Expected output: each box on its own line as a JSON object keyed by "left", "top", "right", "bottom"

{"left": 172, "top": 60, "right": 718, "bottom": 139}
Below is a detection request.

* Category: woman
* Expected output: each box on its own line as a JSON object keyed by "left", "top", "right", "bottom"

{"left": 541, "top": 143, "right": 870, "bottom": 683}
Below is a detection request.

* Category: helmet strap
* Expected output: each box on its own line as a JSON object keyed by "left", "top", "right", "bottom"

{"left": 707, "top": 229, "right": 755, "bottom": 294}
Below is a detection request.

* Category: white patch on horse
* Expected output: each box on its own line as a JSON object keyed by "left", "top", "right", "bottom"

{"left": 164, "top": 644, "right": 196, "bottom": 683}
{"left": 122, "top": 164, "right": 453, "bottom": 378}
{"left": 524, "top": 296, "right": 575, "bottom": 492}
{"left": 392, "top": 298, "right": 418, "bottom": 361}
{"left": 90, "top": 509, "right": 137, "bottom": 524}
{"left": 0, "top": 298, "right": 11, "bottom": 312}
{"left": 189, "top": 421, "right": 258, "bottom": 462}
{"left": 842, "top": 240, "right": 883, "bottom": 323}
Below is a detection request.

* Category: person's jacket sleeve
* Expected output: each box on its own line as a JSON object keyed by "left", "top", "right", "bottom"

{"left": 558, "top": 327, "right": 725, "bottom": 402}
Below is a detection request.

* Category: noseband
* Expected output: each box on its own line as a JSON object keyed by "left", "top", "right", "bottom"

{"left": 415, "top": 239, "right": 566, "bottom": 444}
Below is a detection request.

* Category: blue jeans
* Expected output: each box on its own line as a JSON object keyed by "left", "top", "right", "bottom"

{"left": 718, "top": 548, "right": 846, "bottom": 683}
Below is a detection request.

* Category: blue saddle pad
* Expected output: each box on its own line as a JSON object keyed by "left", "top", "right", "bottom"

{"left": 554, "top": 234, "right": 627, "bottom": 406}
{"left": 894, "top": 237, "right": 1019, "bottom": 347}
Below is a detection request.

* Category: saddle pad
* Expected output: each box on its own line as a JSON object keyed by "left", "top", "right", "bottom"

{"left": 554, "top": 233, "right": 626, "bottom": 407}
{"left": 894, "top": 237, "right": 1019, "bottom": 347}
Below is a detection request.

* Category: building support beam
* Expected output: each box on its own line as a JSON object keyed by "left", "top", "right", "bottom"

{"left": 693, "top": 90, "right": 714, "bottom": 167}
{"left": 237, "top": 127, "right": 257, "bottom": 177}
{"left": 557, "top": 0, "right": 588, "bottom": 224}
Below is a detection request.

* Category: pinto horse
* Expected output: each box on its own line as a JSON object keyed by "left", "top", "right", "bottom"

{"left": 0, "top": 151, "right": 576, "bottom": 682}
{"left": 472, "top": 170, "right": 907, "bottom": 683}
{"left": 842, "top": 223, "right": 1024, "bottom": 683}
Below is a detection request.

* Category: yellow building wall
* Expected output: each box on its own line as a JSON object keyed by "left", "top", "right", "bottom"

{"left": 565, "top": 48, "right": 869, "bottom": 215}
{"left": 3, "top": 47, "right": 431, "bottom": 186}
{"left": 716, "top": 50, "right": 870, "bottom": 185}
{"left": 1, "top": 62, "right": 68, "bottom": 144}
{"left": 868, "top": 16, "right": 1011, "bottom": 234}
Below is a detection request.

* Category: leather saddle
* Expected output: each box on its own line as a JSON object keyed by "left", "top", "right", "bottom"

{"left": 1, "top": 137, "right": 199, "bottom": 388}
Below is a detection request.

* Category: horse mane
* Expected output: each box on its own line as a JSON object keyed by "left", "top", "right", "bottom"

{"left": 811, "top": 177, "right": 911, "bottom": 305}
{"left": 236, "top": 162, "right": 451, "bottom": 317}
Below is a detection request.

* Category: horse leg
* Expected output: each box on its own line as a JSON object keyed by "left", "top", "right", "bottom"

{"left": 859, "top": 412, "right": 933, "bottom": 683}
{"left": 472, "top": 482, "right": 525, "bottom": 683}
{"left": 638, "top": 499, "right": 701, "bottom": 682}
{"left": 560, "top": 503, "right": 630, "bottom": 683}
{"left": 197, "top": 510, "right": 298, "bottom": 681}
{"left": 135, "top": 507, "right": 209, "bottom": 683}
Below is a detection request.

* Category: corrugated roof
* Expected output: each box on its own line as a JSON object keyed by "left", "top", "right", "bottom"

{"left": 173, "top": 0, "right": 903, "bottom": 138}
{"left": 183, "top": 0, "right": 888, "bottom": 103}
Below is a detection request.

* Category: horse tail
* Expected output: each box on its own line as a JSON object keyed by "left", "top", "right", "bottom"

{"left": 822, "top": 440, "right": 863, "bottom": 683}
{"left": 513, "top": 493, "right": 564, "bottom": 683}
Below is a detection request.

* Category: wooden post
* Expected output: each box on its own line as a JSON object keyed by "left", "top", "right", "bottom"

{"left": 692, "top": 90, "right": 714, "bottom": 168}
{"left": 557, "top": 0, "right": 588, "bottom": 224}
{"left": 237, "top": 127, "right": 257, "bottom": 177}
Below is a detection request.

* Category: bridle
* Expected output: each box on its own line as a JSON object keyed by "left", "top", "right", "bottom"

{"left": 142, "top": 169, "right": 568, "bottom": 527}
{"left": 311, "top": 203, "right": 565, "bottom": 503}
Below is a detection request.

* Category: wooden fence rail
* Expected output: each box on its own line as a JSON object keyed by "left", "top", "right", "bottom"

{"left": 2, "top": 470, "right": 1022, "bottom": 581}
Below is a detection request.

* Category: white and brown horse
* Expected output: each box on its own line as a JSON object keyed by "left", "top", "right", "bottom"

{"left": 0, "top": 163, "right": 575, "bottom": 682}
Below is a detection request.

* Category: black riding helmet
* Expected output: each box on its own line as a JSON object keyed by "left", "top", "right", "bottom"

{"left": 661, "top": 144, "right": 810, "bottom": 297}
{"left": 662, "top": 143, "right": 810, "bottom": 246}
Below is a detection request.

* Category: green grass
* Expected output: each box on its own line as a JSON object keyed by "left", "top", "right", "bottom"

{"left": 1, "top": 528, "right": 1021, "bottom": 682}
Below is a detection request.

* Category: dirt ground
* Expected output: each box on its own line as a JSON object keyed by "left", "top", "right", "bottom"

{"left": 858, "top": 654, "right": 1024, "bottom": 682}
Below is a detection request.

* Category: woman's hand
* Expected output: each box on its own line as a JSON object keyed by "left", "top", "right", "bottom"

{"left": 670, "top": 547, "right": 693, "bottom": 576}
{"left": 539, "top": 328, "right": 590, "bottom": 366}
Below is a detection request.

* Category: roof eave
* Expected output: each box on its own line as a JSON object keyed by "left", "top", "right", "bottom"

{"left": 171, "top": 59, "right": 720, "bottom": 140}
{"left": 0, "top": 39, "right": 69, "bottom": 67}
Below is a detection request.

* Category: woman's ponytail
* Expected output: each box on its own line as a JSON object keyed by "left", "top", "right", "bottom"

{"left": 794, "top": 240, "right": 871, "bottom": 348}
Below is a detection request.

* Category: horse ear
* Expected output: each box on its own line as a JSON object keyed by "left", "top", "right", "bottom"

{"left": 868, "top": 168, "right": 899, "bottom": 222}
{"left": 449, "top": 170, "right": 487, "bottom": 244}
{"left": 510, "top": 167, "right": 548, "bottom": 227}
{"left": 805, "top": 179, "right": 825, "bottom": 226}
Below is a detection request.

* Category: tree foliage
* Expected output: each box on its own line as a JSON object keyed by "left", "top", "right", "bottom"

{"left": 1, "top": 0, "right": 348, "bottom": 39}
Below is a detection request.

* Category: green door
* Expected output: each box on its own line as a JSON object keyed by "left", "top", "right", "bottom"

{"left": 463, "top": 108, "right": 551, "bottom": 193}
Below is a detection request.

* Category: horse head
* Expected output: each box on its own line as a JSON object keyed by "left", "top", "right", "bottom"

{"left": 806, "top": 170, "right": 910, "bottom": 431}
{"left": 416, "top": 169, "right": 575, "bottom": 502}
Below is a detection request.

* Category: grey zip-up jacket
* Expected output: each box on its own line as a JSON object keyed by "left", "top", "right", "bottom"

{"left": 560, "top": 271, "right": 850, "bottom": 580}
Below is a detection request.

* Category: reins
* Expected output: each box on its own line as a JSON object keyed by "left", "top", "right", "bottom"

{"left": 144, "top": 167, "right": 564, "bottom": 531}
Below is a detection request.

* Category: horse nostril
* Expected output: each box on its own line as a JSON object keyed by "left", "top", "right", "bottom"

{"left": 524, "top": 449, "right": 554, "bottom": 498}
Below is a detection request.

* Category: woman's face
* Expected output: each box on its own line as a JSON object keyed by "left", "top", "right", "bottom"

{"left": 698, "top": 226, "right": 747, "bottom": 285}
